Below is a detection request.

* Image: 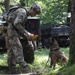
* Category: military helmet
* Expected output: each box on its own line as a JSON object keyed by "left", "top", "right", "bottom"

{"left": 31, "top": 3, "right": 42, "bottom": 14}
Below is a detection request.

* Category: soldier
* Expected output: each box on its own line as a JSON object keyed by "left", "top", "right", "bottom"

{"left": 3, "top": 3, "right": 42, "bottom": 74}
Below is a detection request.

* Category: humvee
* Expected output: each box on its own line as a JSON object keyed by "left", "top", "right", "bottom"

{"left": 0, "top": 16, "right": 40, "bottom": 64}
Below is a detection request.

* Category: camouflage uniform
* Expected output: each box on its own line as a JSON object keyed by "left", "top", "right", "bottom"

{"left": 3, "top": 3, "right": 42, "bottom": 73}
{"left": 4, "top": 8, "right": 31, "bottom": 73}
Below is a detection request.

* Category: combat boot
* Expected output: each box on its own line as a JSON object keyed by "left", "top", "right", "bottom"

{"left": 8, "top": 68, "right": 21, "bottom": 74}
{"left": 21, "top": 65, "right": 31, "bottom": 74}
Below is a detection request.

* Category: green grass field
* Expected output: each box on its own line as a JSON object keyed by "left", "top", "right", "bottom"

{"left": 32, "top": 47, "right": 69, "bottom": 75}
{"left": 0, "top": 47, "right": 69, "bottom": 74}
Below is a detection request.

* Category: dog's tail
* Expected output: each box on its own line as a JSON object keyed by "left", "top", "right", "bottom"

{"left": 61, "top": 54, "right": 68, "bottom": 63}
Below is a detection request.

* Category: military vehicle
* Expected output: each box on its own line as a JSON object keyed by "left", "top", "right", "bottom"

{"left": 51, "top": 25, "right": 70, "bottom": 47}
{"left": 41, "top": 24, "right": 70, "bottom": 47}
{"left": 0, "top": 16, "right": 40, "bottom": 63}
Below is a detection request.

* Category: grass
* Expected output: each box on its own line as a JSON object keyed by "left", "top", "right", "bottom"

{"left": 0, "top": 53, "right": 7, "bottom": 66}
{"left": 30, "top": 47, "right": 69, "bottom": 75}
{"left": 0, "top": 47, "right": 70, "bottom": 74}
{"left": 28, "top": 48, "right": 50, "bottom": 74}
{"left": 59, "top": 64, "right": 75, "bottom": 75}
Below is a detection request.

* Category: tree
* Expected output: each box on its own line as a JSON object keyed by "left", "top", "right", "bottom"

{"left": 4, "top": 0, "right": 10, "bottom": 11}
{"left": 20, "top": 0, "right": 25, "bottom": 6}
{"left": 67, "top": 0, "right": 71, "bottom": 26}
{"left": 69, "top": 0, "right": 75, "bottom": 65}
{"left": 0, "top": 0, "right": 68, "bottom": 25}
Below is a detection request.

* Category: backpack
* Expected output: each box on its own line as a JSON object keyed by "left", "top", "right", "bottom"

{"left": 7, "top": 6, "right": 27, "bottom": 15}
{"left": 3, "top": 6, "right": 27, "bottom": 22}
{"left": 7, "top": 6, "right": 20, "bottom": 15}
{"left": 7, "top": 6, "right": 28, "bottom": 40}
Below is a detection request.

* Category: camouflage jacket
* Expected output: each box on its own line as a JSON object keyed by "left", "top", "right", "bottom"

{"left": 4, "top": 7, "right": 28, "bottom": 38}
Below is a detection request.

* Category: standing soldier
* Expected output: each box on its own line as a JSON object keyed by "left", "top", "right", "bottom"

{"left": 3, "top": 3, "right": 42, "bottom": 74}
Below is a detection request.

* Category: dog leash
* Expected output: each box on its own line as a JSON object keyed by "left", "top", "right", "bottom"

{"left": 36, "top": 56, "right": 50, "bottom": 75}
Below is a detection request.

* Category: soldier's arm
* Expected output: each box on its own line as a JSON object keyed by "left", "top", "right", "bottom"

{"left": 13, "top": 8, "right": 32, "bottom": 38}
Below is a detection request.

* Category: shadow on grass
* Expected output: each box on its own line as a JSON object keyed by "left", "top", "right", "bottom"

{"left": 0, "top": 66, "right": 9, "bottom": 74}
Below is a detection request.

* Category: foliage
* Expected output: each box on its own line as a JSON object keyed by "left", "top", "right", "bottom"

{"left": 0, "top": 53, "right": 7, "bottom": 66}
{"left": 59, "top": 64, "right": 75, "bottom": 75}
{"left": 10, "top": 0, "right": 19, "bottom": 5}
{"left": 0, "top": 0, "right": 4, "bottom": 14}
{"left": 0, "top": 0, "right": 69, "bottom": 25}
{"left": 28, "top": 0, "right": 68, "bottom": 24}
{"left": 50, "top": 64, "right": 75, "bottom": 75}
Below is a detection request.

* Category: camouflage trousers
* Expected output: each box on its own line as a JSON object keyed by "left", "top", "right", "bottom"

{"left": 7, "top": 37, "right": 27, "bottom": 73}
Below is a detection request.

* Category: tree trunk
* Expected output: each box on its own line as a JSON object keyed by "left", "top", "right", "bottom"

{"left": 67, "top": 0, "right": 71, "bottom": 26}
{"left": 69, "top": 0, "right": 75, "bottom": 65}
{"left": 4, "top": 0, "right": 10, "bottom": 11}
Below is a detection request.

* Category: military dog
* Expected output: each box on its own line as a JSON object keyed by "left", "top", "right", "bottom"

{"left": 50, "top": 51, "right": 68, "bottom": 69}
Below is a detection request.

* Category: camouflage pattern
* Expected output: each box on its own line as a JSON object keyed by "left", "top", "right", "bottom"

{"left": 4, "top": 8, "right": 32, "bottom": 73}
{"left": 30, "top": 3, "right": 42, "bottom": 14}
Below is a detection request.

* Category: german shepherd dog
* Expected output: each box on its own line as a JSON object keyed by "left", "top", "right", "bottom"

{"left": 50, "top": 50, "right": 68, "bottom": 69}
